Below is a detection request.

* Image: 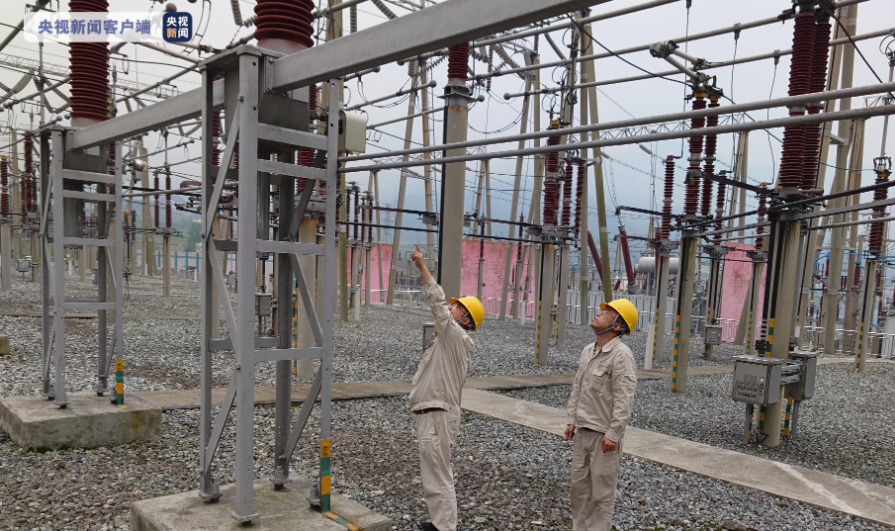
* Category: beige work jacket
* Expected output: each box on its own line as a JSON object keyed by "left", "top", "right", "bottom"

{"left": 409, "top": 277, "right": 475, "bottom": 415}
{"left": 566, "top": 336, "right": 637, "bottom": 443}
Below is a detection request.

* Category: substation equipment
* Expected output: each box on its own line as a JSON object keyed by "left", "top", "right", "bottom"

{"left": 9, "top": 0, "right": 895, "bottom": 525}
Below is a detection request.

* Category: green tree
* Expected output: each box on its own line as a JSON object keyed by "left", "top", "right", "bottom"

{"left": 184, "top": 221, "right": 201, "bottom": 252}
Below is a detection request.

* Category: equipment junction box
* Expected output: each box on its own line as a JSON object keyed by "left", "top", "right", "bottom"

{"left": 787, "top": 349, "right": 819, "bottom": 400}
{"left": 338, "top": 111, "right": 367, "bottom": 153}
{"left": 255, "top": 293, "right": 272, "bottom": 317}
{"left": 731, "top": 355, "right": 782, "bottom": 406}
{"left": 704, "top": 325, "right": 722, "bottom": 345}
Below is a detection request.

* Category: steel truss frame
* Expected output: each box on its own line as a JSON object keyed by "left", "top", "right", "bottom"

{"left": 195, "top": 47, "right": 338, "bottom": 523}
{"left": 40, "top": 129, "right": 124, "bottom": 407}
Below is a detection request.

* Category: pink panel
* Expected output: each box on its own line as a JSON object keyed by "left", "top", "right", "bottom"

{"left": 720, "top": 242, "right": 766, "bottom": 341}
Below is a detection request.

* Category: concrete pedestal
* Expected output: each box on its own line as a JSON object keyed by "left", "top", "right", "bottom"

{"left": 0, "top": 393, "right": 161, "bottom": 450}
{"left": 131, "top": 477, "right": 392, "bottom": 531}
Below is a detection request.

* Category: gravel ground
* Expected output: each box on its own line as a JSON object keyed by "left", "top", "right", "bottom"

{"left": 0, "top": 275, "right": 750, "bottom": 396}
{"left": 500, "top": 362, "right": 895, "bottom": 489}
{"left": 1, "top": 396, "right": 889, "bottom": 531}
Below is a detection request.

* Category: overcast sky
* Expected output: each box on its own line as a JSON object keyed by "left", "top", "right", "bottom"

{"left": 2, "top": 0, "right": 893, "bottom": 267}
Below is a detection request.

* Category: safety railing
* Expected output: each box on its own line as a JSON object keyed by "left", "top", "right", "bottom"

{"left": 719, "top": 318, "right": 739, "bottom": 342}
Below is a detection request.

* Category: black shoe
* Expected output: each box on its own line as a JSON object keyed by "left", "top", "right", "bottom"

{"left": 420, "top": 522, "right": 438, "bottom": 531}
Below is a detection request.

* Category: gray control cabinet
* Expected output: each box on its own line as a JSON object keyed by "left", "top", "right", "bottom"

{"left": 731, "top": 355, "right": 783, "bottom": 406}
{"left": 704, "top": 325, "right": 722, "bottom": 345}
{"left": 787, "top": 349, "right": 819, "bottom": 400}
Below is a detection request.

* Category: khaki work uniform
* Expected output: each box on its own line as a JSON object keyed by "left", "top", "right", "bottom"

{"left": 409, "top": 277, "right": 475, "bottom": 531}
{"left": 566, "top": 336, "right": 637, "bottom": 531}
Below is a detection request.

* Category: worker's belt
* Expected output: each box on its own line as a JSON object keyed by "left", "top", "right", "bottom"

{"left": 413, "top": 407, "right": 446, "bottom": 415}
{"left": 579, "top": 427, "right": 601, "bottom": 433}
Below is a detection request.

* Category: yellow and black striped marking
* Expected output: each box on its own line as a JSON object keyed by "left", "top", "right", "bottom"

{"left": 115, "top": 359, "right": 124, "bottom": 406}
{"left": 320, "top": 439, "right": 332, "bottom": 513}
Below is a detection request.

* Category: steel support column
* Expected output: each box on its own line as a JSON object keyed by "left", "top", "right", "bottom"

{"left": 671, "top": 232, "right": 697, "bottom": 393}
{"left": 763, "top": 217, "right": 801, "bottom": 447}
{"left": 438, "top": 83, "right": 471, "bottom": 299}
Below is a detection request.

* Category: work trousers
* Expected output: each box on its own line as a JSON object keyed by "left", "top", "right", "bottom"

{"left": 415, "top": 409, "right": 461, "bottom": 531}
{"left": 570, "top": 428, "right": 623, "bottom": 531}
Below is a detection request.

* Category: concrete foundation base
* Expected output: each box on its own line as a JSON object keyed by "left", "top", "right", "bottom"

{"left": 131, "top": 477, "right": 392, "bottom": 531}
{"left": 0, "top": 393, "right": 162, "bottom": 450}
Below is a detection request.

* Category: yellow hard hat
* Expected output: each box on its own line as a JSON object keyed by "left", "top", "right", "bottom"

{"left": 599, "top": 298, "right": 638, "bottom": 335}
{"left": 450, "top": 296, "right": 485, "bottom": 330}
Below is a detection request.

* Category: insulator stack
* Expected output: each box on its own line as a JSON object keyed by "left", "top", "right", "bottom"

{"left": 778, "top": 4, "right": 816, "bottom": 190}
{"left": 714, "top": 180, "right": 726, "bottom": 244}
{"left": 543, "top": 134, "right": 561, "bottom": 226}
{"left": 353, "top": 190, "right": 360, "bottom": 241}
{"left": 854, "top": 262, "right": 861, "bottom": 287}
{"left": 166, "top": 173, "right": 172, "bottom": 229}
{"left": 755, "top": 194, "right": 767, "bottom": 251}
{"left": 1, "top": 156, "right": 8, "bottom": 219}
{"left": 447, "top": 42, "right": 470, "bottom": 83}
{"left": 367, "top": 198, "right": 373, "bottom": 243}
{"left": 23, "top": 133, "right": 34, "bottom": 215}
{"left": 618, "top": 223, "right": 635, "bottom": 283}
{"left": 561, "top": 160, "right": 573, "bottom": 227}
{"left": 685, "top": 93, "right": 706, "bottom": 216}
{"left": 517, "top": 214, "right": 524, "bottom": 261}
{"left": 869, "top": 170, "right": 889, "bottom": 254}
{"left": 297, "top": 85, "right": 317, "bottom": 195}
{"left": 212, "top": 112, "right": 222, "bottom": 167}
{"left": 801, "top": 10, "right": 832, "bottom": 191}
{"left": 154, "top": 173, "right": 160, "bottom": 229}
{"left": 69, "top": 0, "right": 110, "bottom": 125}
{"left": 106, "top": 142, "right": 116, "bottom": 186}
{"left": 662, "top": 156, "right": 674, "bottom": 239}
{"left": 700, "top": 97, "right": 720, "bottom": 218}
{"left": 24, "top": 134, "right": 33, "bottom": 176}
{"left": 573, "top": 160, "right": 584, "bottom": 235}
{"left": 253, "top": 0, "right": 315, "bottom": 49}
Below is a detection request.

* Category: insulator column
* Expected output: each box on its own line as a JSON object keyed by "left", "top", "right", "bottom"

{"left": 543, "top": 131, "right": 560, "bottom": 226}
{"left": 755, "top": 194, "right": 767, "bottom": 251}
{"left": 297, "top": 85, "right": 317, "bottom": 195}
{"left": 714, "top": 180, "right": 726, "bottom": 244}
{"left": 618, "top": 222, "right": 635, "bottom": 283}
{"left": 154, "top": 173, "right": 160, "bottom": 229}
{"left": 801, "top": 10, "right": 832, "bottom": 190}
{"left": 700, "top": 95, "right": 720, "bottom": 218}
{"left": 663, "top": 156, "right": 675, "bottom": 239}
{"left": 869, "top": 161, "right": 891, "bottom": 254}
{"left": 573, "top": 160, "right": 584, "bottom": 236}
{"left": 212, "top": 112, "right": 222, "bottom": 168}
{"left": 561, "top": 160, "right": 573, "bottom": 227}
{"left": 1, "top": 156, "right": 9, "bottom": 219}
{"left": 165, "top": 172, "right": 172, "bottom": 229}
{"left": 778, "top": 2, "right": 817, "bottom": 191}
{"left": 69, "top": 0, "right": 110, "bottom": 126}
{"left": 684, "top": 93, "right": 706, "bottom": 216}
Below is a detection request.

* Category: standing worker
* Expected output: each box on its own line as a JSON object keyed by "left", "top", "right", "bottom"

{"left": 409, "top": 244, "right": 484, "bottom": 531}
{"left": 565, "top": 299, "right": 638, "bottom": 531}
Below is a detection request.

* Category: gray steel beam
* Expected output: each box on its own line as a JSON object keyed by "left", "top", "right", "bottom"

{"left": 70, "top": 79, "right": 225, "bottom": 151}
{"left": 270, "top": 0, "right": 611, "bottom": 92}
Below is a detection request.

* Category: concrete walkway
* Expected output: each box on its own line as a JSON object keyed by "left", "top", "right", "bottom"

{"left": 133, "top": 357, "right": 894, "bottom": 410}
{"left": 460, "top": 388, "right": 895, "bottom": 528}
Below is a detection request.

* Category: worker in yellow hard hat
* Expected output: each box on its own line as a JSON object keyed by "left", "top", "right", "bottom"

{"left": 565, "top": 298, "right": 638, "bottom": 531}
{"left": 408, "top": 244, "right": 481, "bottom": 531}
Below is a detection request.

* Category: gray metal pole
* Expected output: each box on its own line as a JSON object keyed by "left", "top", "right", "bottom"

{"left": 584, "top": 69, "right": 613, "bottom": 303}
{"left": 440, "top": 73, "right": 472, "bottom": 300}
{"left": 856, "top": 260, "right": 876, "bottom": 371}
{"left": 823, "top": 5, "right": 859, "bottom": 355}
{"left": 385, "top": 73, "right": 419, "bottom": 305}
{"left": 672, "top": 232, "right": 698, "bottom": 393}
{"left": 765, "top": 218, "right": 801, "bottom": 447}
{"left": 578, "top": 31, "right": 591, "bottom": 325}
{"left": 498, "top": 74, "right": 532, "bottom": 320}
{"left": 420, "top": 64, "right": 436, "bottom": 270}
